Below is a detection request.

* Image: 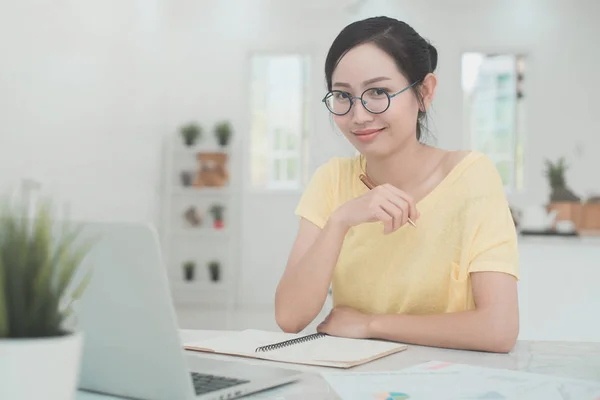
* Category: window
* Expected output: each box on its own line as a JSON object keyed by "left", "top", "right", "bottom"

{"left": 249, "top": 54, "right": 310, "bottom": 190}
{"left": 462, "top": 53, "right": 526, "bottom": 191}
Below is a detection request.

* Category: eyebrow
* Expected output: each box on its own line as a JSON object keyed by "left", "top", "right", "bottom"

{"left": 332, "top": 76, "right": 391, "bottom": 88}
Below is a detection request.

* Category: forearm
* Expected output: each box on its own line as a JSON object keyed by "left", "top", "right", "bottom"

{"left": 275, "top": 219, "right": 348, "bottom": 333}
{"left": 367, "top": 309, "right": 518, "bottom": 353}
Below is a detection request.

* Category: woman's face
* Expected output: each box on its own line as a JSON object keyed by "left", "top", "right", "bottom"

{"left": 329, "top": 43, "right": 429, "bottom": 157}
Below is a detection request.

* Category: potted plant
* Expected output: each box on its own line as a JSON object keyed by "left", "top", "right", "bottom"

{"left": 208, "top": 260, "right": 221, "bottom": 282}
{"left": 214, "top": 121, "right": 232, "bottom": 148}
{"left": 544, "top": 157, "right": 582, "bottom": 230}
{"left": 180, "top": 170, "right": 194, "bottom": 187}
{"left": 209, "top": 204, "right": 225, "bottom": 229}
{"left": 180, "top": 122, "right": 202, "bottom": 147}
{"left": 0, "top": 196, "right": 95, "bottom": 400}
{"left": 182, "top": 260, "right": 195, "bottom": 281}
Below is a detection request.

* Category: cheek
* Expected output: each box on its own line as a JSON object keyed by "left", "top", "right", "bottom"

{"left": 333, "top": 115, "right": 350, "bottom": 133}
{"left": 386, "top": 98, "right": 420, "bottom": 129}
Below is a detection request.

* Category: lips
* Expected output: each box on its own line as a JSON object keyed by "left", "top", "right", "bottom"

{"left": 352, "top": 128, "right": 384, "bottom": 142}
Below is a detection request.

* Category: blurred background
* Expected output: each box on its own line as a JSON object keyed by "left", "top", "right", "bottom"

{"left": 1, "top": 0, "right": 598, "bottom": 341}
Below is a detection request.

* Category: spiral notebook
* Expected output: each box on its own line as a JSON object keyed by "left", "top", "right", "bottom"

{"left": 183, "top": 329, "right": 408, "bottom": 368}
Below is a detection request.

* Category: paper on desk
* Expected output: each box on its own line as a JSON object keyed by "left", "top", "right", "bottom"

{"left": 321, "top": 360, "right": 600, "bottom": 400}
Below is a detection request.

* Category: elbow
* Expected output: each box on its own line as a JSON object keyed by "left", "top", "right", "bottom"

{"left": 274, "top": 299, "right": 305, "bottom": 334}
{"left": 485, "top": 321, "right": 519, "bottom": 353}
{"left": 486, "top": 334, "right": 517, "bottom": 353}
{"left": 275, "top": 311, "right": 304, "bottom": 334}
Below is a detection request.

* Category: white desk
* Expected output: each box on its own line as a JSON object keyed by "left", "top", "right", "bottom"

{"left": 77, "top": 329, "right": 600, "bottom": 400}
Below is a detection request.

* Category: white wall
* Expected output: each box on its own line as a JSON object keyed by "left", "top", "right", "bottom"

{"left": 0, "top": 0, "right": 167, "bottom": 222}
{"left": 1, "top": 1, "right": 599, "bottom": 309}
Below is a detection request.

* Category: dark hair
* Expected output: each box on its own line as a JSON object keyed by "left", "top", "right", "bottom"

{"left": 325, "top": 16, "right": 437, "bottom": 141}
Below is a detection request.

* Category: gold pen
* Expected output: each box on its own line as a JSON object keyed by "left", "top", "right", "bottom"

{"left": 359, "top": 173, "right": 417, "bottom": 228}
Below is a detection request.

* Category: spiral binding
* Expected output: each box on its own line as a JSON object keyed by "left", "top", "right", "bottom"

{"left": 255, "top": 333, "right": 326, "bottom": 352}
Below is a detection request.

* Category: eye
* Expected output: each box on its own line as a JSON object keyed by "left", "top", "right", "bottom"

{"left": 367, "top": 88, "right": 389, "bottom": 97}
{"left": 333, "top": 91, "right": 351, "bottom": 100}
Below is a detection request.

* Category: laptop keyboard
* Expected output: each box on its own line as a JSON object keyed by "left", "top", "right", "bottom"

{"left": 191, "top": 372, "right": 250, "bottom": 396}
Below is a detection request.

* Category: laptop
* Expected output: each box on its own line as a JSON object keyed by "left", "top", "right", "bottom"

{"left": 72, "top": 221, "right": 305, "bottom": 399}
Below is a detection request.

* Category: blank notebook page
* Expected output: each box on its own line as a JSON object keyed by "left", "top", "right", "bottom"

{"left": 185, "top": 329, "right": 407, "bottom": 364}
{"left": 188, "top": 330, "right": 309, "bottom": 356}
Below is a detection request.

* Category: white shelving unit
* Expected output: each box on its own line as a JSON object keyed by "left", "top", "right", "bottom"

{"left": 159, "top": 135, "right": 238, "bottom": 310}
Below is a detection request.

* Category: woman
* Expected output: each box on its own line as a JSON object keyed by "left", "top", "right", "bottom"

{"left": 274, "top": 16, "right": 519, "bottom": 353}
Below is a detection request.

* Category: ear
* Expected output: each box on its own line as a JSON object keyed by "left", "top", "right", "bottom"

{"left": 419, "top": 73, "right": 437, "bottom": 111}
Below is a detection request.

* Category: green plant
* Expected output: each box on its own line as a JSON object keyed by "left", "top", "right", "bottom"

{"left": 544, "top": 157, "right": 580, "bottom": 202}
{"left": 214, "top": 121, "right": 232, "bottom": 147}
{"left": 208, "top": 260, "right": 220, "bottom": 282}
{"left": 180, "top": 123, "right": 202, "bottom": 146}
{"left": 209, "top": 204, "right": 224, "bottom": 220}
{"left": 209, "top": 204, "right": 225, "bottom": 229}
{"left": 183, "top": 260, "right": 195, "bottom": 281}
{"left": 544, "top": 157, "right": 567, "bottom": 189}
{"left": 0, "top": 198, "right": 95, "bottom": 338}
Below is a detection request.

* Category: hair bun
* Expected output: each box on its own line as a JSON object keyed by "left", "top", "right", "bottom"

{"left": 427, "top": 43, "right": 438, "bottom": 72}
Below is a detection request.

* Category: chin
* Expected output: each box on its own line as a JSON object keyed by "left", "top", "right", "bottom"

{"left": 354, "top": 132, "right": 417, "bottom": 158}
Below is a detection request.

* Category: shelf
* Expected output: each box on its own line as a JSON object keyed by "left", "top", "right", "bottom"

{"left": 173, "top": 146, "right": 230, "bottom": 155}
{"left": 171, "top": 229, "right": 231, "bottom": 239}
{"left": 173, "top": 186, "right": 231, "bottom": 195}
{"left": 161, "top": 135, "right": 237, "bottom": 308}
{"left": 169, "top": 280, "right": 233, "bottom": 305}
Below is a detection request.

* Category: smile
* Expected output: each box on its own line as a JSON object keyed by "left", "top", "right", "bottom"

{"left": 352, "top": 128, "right": 384, "bottom": 142}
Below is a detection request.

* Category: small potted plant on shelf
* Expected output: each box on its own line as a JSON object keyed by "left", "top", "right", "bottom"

{"left": 180, "top": 122, "right": 202, "bottom": 147}
{"left": 182, "top": 260, "right": 196, "bottom": 281}
{"left": 208, "top": 260, "right": 221, "bottom": 282}
{"left": 180, "top": 170, "right": 194, "bottom": 187}
{"left": 0, "top": 194, "right": 95, "bottom": 400}
{"left": 544, "top": 157, "right": 582, "bottom": 229}
{"left": 209, "top": 204, "right": 225, "bottom": 229}
{"left": 214, "top": 121, "right": 232, "bottom": 148}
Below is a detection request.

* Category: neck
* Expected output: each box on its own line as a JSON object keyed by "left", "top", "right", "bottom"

{"left": 364, "top": 141, "right": 429, "bottom": 190}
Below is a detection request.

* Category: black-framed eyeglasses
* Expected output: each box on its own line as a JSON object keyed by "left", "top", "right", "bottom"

{"left": 322, "top": 81, "right": 419, "bottom": 116}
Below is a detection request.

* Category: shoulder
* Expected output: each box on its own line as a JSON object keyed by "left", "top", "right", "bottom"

{"left": 447, "top": 150, "right": 506, "bottom": 198}
{"left": 309, "top": 155, "right": 360, "bottom": 181}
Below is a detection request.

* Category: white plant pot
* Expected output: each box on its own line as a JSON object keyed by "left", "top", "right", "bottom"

{"left": 0, "top": 330, "right": 83, "bottom": 400}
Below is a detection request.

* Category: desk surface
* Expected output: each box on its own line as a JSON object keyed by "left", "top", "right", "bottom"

{"left": 78, "top": 329, "right": 600, "bottom": 400}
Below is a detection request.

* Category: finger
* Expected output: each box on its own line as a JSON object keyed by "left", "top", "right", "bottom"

{"left": 317, "top": 321, "right": 328, "bottom": 333}
{"left": 383, "top": 198, "right": 409, "bottom": 228}
{"left": 373, "top": 208, "right": 394, "bottom": 234}
{"left": 380, "top": 184, "right": 418, "bottom": 221}
{"left": 379, "top": 201, "right": 404, "bottom": 231}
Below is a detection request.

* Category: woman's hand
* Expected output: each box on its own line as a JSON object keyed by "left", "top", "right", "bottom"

{"left": 316, "top": 306, "right": 373, "bottom": 339}
{"left": 330, "top": 183, "right": 419, "bottom": 234}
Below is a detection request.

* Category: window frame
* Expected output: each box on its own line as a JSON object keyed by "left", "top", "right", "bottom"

{"left": 245, "top": 50, "right": 312, "bottom": 193}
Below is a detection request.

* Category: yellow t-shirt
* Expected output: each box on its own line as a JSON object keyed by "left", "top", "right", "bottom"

{"left": 294, "top": 151, "right": 519, "bottom": 315}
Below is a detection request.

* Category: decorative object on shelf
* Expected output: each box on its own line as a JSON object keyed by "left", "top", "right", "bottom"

{"left": 183, "top": 261, "right": 196, "bottom": 281}
{"left": 209, "top": 204, "right": 225, "bottom": 229}
{"left": 183, "top": 206, "right": 202, "bottom": 227}
{"left": 544, "top": 157, "right": 583, "bottom": 230}
{"left": 214, "top": 121, "right": 233, "bottom": 148}
{"left": 180, "top": 122, "right": 202, "bottom": 147}
{"left": 193, "top": 152, "right": 229, "bottom": 187}
{"left": 180, "top": 171, "right": 193, "bottom": 187}
{"left": 0, "top": 193, "right": 95, "bottom": 400}
{"left": 545, "top": 157, "right": 580, "bottom": 203}
{"left": 519, "top": 205, "right": 558, "bottom": 233}
{"left": 581, "top": 194, "right": 600, "bottom": 231}
{"left": 208, "top": 260, "right": 221, "bottom": 282}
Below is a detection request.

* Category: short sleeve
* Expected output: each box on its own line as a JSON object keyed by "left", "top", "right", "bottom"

{"left": 294, "top": 158, "right": 339, "bottom": 229}
{"left": 465, "top": 158, "right": 520, "bottom": 280}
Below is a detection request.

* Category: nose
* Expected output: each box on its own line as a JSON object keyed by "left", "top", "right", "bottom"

{"left": 350, "top": 99, "right": 373, "bottom": 125}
